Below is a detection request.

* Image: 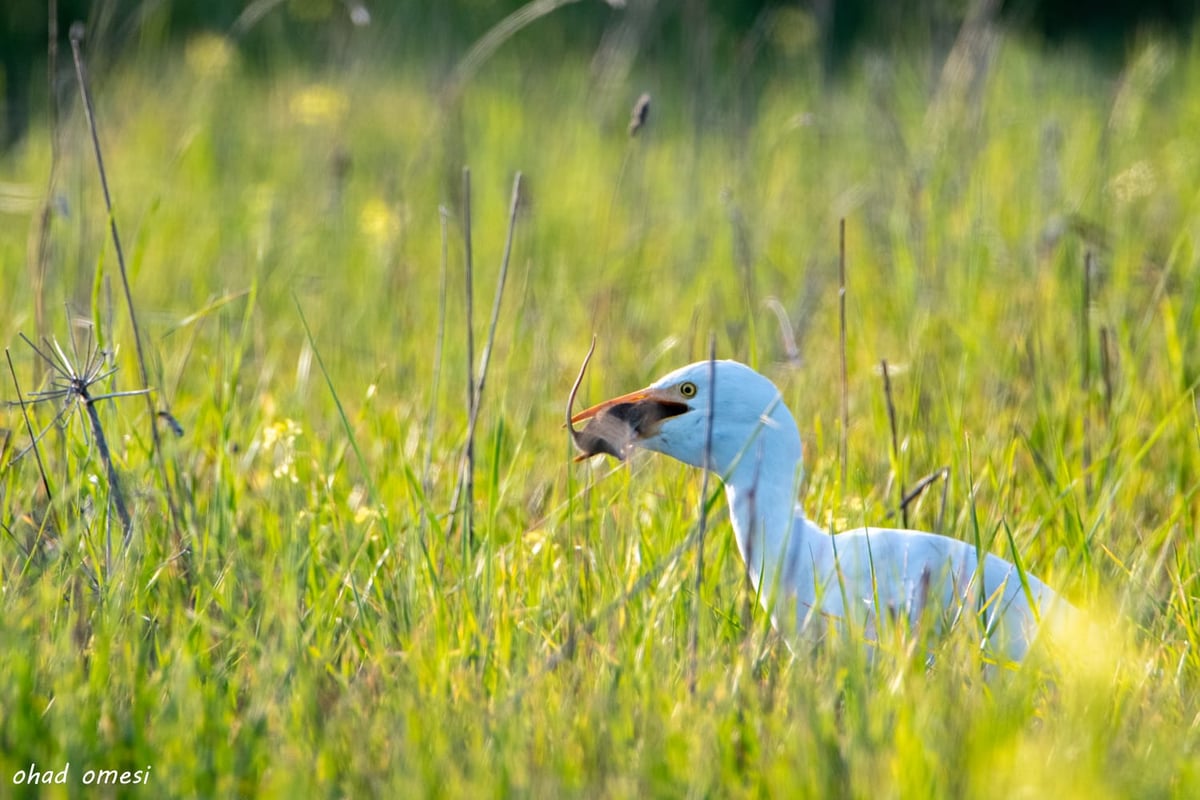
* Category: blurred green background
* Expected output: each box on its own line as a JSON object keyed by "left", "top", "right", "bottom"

{"left": 3, "top": 0, "right": 1197, "bottom": 150}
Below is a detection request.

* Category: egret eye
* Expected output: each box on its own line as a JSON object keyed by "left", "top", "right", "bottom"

{"left": 679, "top": 381, "right": 697, "bottom": 398}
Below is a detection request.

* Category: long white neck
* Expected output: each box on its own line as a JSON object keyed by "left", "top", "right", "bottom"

{"left": 718, "top": 423, "right": 811, "bottom": 608}
{"left": 639, "top": 361, "right": 819, "bottom": 611}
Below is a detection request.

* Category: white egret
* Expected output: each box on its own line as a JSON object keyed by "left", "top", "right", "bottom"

{"left": 570, "top": 358, "right": 1078, "bottom": 663}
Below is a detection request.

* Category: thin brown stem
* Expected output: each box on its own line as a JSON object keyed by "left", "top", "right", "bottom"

{"left": 1099, "top": 324, "right": 1114, "bottom": 421}
{"left": 5, "top": 349, "right": 56, "bottom": 511}
{"left": 838, "top": 218, "right": 849, "bottom": 489}
{"left": 29, "top": 0, "right": 62, "bottom": 383}
{"left": 880, "top": 359, "right": 905, "bottom": 527}
{"left": 895, "top": 467, "right": 950, "bottom": 532}
{"left": 472, "top": 173, "right": 523, "bottom": 419}
{"left": 424, "top": 207, "right": 451, "bottom": 494}
{"left": 688, "top": 334, "right": 718, "bottom": 694}
{"left": 1082, "top": 250, "right": 1093, "bottom": 499}
{"left": 81, "top": 386, "right": 132, "bottom": 566}
{"left": 70, "top": 25, "right": 186, "bottom": 564}
{"left": 450, "top": 172, "right": 524, "bottom": 545}
{"left": 461, "top": 167, "right": 476, "bottom": 545}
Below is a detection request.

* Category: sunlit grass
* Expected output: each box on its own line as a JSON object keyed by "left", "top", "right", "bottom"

{"left": 0, "top": 27, "right": 1198, "bottom": 798}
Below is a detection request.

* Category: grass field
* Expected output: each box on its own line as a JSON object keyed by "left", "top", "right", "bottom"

{"left": 1, "top": 17, "right": 1199, "bottom": 798}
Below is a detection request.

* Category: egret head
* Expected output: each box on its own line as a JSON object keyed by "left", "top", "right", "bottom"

{"left": 570, "top": 360, "right": 801, "bottom": 479}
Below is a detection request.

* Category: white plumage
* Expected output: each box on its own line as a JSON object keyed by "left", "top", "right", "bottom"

{"left": 571, "top": 359, "right": 1077, "bottom": 663}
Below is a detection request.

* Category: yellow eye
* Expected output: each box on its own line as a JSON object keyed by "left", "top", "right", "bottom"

{"left": 679, "top": 382, "right": 697, "bottom": 398}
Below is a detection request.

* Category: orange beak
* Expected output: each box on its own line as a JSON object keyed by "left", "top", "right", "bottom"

{"left": 565, "top": 340, "right": 689, "bottom": 462}
{"left": 567, "top": 386, "right": 690, "bottom": 462}
{"left": 570, "top": 387, "right": 677, "bottom": 425}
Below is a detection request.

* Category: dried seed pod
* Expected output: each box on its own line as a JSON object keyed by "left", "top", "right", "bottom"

{"left": 628, "top": 92, "right": 651, "bottom": 136}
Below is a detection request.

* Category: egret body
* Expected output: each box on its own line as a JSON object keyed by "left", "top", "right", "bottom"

{"left": 571, "top": 359, "right": 1076, "bottom": 662}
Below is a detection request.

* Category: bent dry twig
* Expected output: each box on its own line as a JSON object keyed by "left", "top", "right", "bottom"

{"left": 566, "top": 336, "right": 642, "bottom": 462}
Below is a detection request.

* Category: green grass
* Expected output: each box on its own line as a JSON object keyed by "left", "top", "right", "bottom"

{"left": 1, "top": 25, "right": 1200, "bottom": 798}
